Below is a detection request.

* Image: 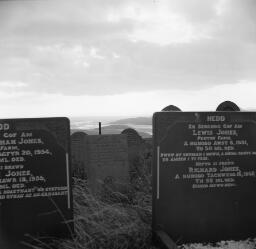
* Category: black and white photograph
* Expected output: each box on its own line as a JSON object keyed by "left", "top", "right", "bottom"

{"left": 0, "top": 0, "right": 256, "bottom": 248}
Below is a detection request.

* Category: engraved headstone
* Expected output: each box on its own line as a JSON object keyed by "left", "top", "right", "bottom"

{"left": 153, "top": 111, "right": 256, "bottom": 243}
{"left": 0, "top": 118, "right": 73, "bottom": 249}
{"left": 71, "top": 132, "right": 88, "bottom": 178}
{"left": 87, "top": 135, "right": 129, "bottom": 193}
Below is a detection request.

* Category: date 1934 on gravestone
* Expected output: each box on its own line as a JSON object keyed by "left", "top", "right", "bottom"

{"left": 153, "top": 112, "right": 256, "bottom": 243}
{"left": 0, "top": 118, "right": 73, "bottom": 249}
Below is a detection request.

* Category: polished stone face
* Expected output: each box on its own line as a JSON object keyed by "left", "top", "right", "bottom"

{"left": 0, "top": 118, "right": 73, "bottom": 249}
{"left": 153, "top": 112, "right": 256, "bottom": 244}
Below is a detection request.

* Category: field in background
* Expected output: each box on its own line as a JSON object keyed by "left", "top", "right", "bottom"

{"left": 70, "top": 116, "right": 152, "bottom": 138}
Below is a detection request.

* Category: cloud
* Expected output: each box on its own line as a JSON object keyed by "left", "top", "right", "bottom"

{"left": 0, "top": 81, "right": 255, "bottom": 118}
{"left": 213, "top": 0, "right": 256, "bottom": 43}
{"left": 0, "top": 81, "right": 28, "bottom": 88}
{"left": 0, "top": 0, "right": 255, "bottom": 99}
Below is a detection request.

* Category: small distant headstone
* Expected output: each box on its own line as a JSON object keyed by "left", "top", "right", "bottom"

{"left": 0, "top": 118, "right": 73, "bottom": 249}
{"left": 87, "top": 135, "right": 129, "bottom": 193}
{"left": 71, "top": 132, "right": 88, "bottom": 178}
{"left": 216, "top": 101, "right": 240, "bottom": 111}
{"left": 161, "top": 105, "right": 181, "bottom": 112}
{"left": 121, "top": 128, "right": 143, "bottom": 147}
{"left": 121, "top": 128, "right": 150, "bottom": 181}
{"left": 153, "top": 111, "right": 256, "bottom": 243}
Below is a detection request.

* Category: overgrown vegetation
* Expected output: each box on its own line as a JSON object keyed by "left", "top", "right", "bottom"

{"left": 25, "top": 151, "right": 256, "bottom": 249}
{"left": 26, "top": 153, "right": 154, "bottom": 249}
{"left": 60, "top": 177, "right": 152, "bottom": 249}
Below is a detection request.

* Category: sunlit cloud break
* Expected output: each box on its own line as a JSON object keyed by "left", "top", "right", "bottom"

{"left": 0, "top": 81, "right": 28, "bottom": 88}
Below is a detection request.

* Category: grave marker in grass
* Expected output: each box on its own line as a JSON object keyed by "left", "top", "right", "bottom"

{"left": 0, "top": 118, "right": 73, "bottom": 249}
{"left": 87, "top": 134, "right": 130, "bottom": 193}
{"left": 71, "top": 131, "right": 88, "bottom": 178}
{"left": 153, "top": 102, "right": 256, "bottom": 244}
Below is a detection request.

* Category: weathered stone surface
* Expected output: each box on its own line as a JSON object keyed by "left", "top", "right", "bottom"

{"left": 121, "top": 128, "right": 143, "bottom": 147}
{"left": 71, "top": 131, "right": 88, "bottom": 178}
{"left": 86, "top": 135, "right": 130, "bottom": 193}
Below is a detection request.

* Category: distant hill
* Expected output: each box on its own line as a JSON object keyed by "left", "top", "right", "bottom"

{"left": 71, "top": 124, "right": 152, "bottom": 138}
{"left": 109, "top": 117, "right": 152, "bottom": 125}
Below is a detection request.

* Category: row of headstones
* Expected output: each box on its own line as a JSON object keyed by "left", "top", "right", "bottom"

{"left": 0, "top": 117, "right": 151, "bottom": 248}
{"left": 1, "top": 100, "right": 254, "bottom": 249}
{"left": 70, "top": 128, "right": 151, "bottom": 192}
{"left": 72, "top": 101, "right": 238, "bottom": 193}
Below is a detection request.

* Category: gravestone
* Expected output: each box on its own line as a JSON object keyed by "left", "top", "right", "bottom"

{"left": 0, "top": 118, "right": 73, "bottom": 249}
{"left": 86, "top": 135, "right": 129, "bottom": 193}
{"left": 121, "top": 128, "right": 143, "bottom": 147}
{"left": 153, "top": 111, "right": 256, "bottom": 243}
{"left": 161, "top": 105, "right": 181, "bottom": 112}
{"left": 71, "top": 132, "right": 88, "bottom": 178}
{"left": 216, "top": 101, "right": 240, "bottom": 111}
{"left": 121, "top": 128, "right": 146, "bottom": 179}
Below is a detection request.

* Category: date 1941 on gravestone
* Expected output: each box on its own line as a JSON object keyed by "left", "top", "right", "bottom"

{"left": 153, "top": 112, "right": 256, "bottom": 244}
{"left": 0, "top": 118, "right": 73, "bottom": 249}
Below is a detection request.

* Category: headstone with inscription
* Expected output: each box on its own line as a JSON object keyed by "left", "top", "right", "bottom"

{"left": 153, "top": 112, "right": 256, "bottom": 243}
{"left": 71, "top": 132, "right": 88, "bottom": 178}
{"left": 0, "top": 118, "right": 73, "bottom": 249}
{"left": 86, "top": 135, "right": 129, "bottom": 193}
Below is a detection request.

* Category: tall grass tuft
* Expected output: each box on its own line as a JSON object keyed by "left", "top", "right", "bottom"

{"left": 25, "top": 175, "right": 153, "bottom": 249}
{"left": 57, "top": 177, "right": 152, "bottom": 249}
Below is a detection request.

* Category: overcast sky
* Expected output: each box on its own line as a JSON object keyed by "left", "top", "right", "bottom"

{"left": 0, "top": 0, "right": 256, "bottom": 118}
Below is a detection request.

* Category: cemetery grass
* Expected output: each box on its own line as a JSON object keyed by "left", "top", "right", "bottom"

{"left": 63, "top": 177, "right": 153, "bottom": 249}
{"left": 27, "top": 159, "right": 155, "bottom": 249}
{"left": 26, "top": 164, "right": 256, "bottom": 249}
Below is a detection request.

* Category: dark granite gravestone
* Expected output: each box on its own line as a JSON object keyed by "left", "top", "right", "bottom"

{"left": 0, "top": 118, "right": 73, "bottom": 249}
{"left": 161, "top": 105, "right": 181, "bottom": 112}
{"left": 86, "top": 135, "right": 129, "bottom": 193}
{"left": 71, "top": 132, "right": 88, "bottom": 178}
{"left": 216, "top": 101, "right": 240, "bottom": 111}
{"left": 153, "top": 111, "right": 256, "bottom": 244}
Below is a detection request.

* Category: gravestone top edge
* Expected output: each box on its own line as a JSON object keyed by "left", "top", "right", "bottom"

{"left": 161, "top": 105, "right": 181, "bottom": 112}
{"left": 216, "top": 101, "right": 240, "bottom": 111}
{"left": 0, "top": 117, "right": 70, "bottom": 122}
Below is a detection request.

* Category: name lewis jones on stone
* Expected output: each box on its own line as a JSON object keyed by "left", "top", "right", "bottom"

{"left": 193, "top": 116, "right": 238, "bottom": 136}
